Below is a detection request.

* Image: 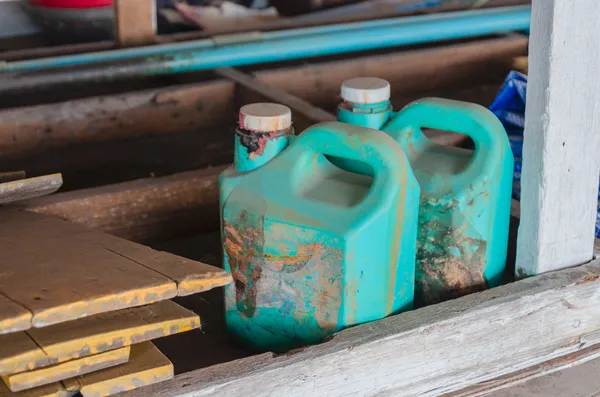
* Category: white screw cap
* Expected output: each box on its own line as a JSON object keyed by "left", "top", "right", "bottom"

{"left": 239, "top": 103, "right": 292, "bottom": 132}
{"left": 341, "top": 77, "right": 391, "bottom": 104}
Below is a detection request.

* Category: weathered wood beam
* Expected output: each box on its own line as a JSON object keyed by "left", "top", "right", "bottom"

{"left": 446, "top": 344, "right": 600, "bottom": 396}
{"left": 0, "top": 36, "right": 526, "bottom": 159}
{"left": 122, "top": 256, "right": 600, "bottom": 397}
{"left": 0, "top": 173, "right": 62, "bottom": 205}
{"left": 516, "top": 0, "right": 600, "bottom": 275}
{"left": 0, "top": 80, "right": 235, "bottom": 158}
{"left": 216, "top": 67, "right": 336, "bottom": 133}
{"left": 20, "top": 166, "right": 225, "bottom": 244}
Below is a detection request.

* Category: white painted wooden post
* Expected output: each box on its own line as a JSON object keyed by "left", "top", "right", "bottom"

{"left": 516, "top": 0, "right": 600, "bottom": 276}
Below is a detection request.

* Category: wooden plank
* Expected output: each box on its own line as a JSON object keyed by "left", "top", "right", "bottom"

{"left": 0, "top": 296, "right": 31, "bottom": 335}
{"left": 113, "top": 0, "right": 156, "bottom": 47}
{"left": 216, "top": 67, "right": 336, "bottom": 133}
{"left": 446, "top": 344, "right": 600, "bottom": 397}
{"left": 0, "top": 80, "right": 235, "bottom": 158}
{"left": 0, "top": 174, "right": 62, "bottom": 205}
{"left": 2, "top": 347, "right": 130, "bottom": 393}
{"left": 0, "top": 300, "right": 198, "bottom": 376}
{"left": 63, "top": 342, "right": 173, "bottom": 397}
{"left": 0, "top": 209, "right": 178, "bottom": 328}
{"left": 17, "top": 214, "right": 232, "bottom": 296}
{"left": 486, "top": 354, "right": 600, "bottom": 397}
{"left": 0, "top": 381, "right": 69, "bottom": 397}
{"left": 0, "top": 333, "right": 48, "bottom": 376}
{"left": 516, "top": 0, "right": 600, "bottom": 275}
{"left": 123, "top": 257, "right": 600, "bottom": 397}
{"left": 5, "top": 210, "right": 231, "bottom": 296}
{"left": 21, "top": 166, "right": 225, "bottom": 244}
{"left": 0, "top": 36, "right": 524, "bottom": 159}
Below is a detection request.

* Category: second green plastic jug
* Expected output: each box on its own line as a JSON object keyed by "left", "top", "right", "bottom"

{"left": 336, "top": 78, "right": 513, "bottom": 306}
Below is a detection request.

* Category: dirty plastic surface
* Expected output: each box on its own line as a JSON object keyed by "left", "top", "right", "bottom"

{"left": 339, "top": 96, "right": 513, "bottom": 306}
{"left": 220, "top": 121, "right": 420, "bottom": 352}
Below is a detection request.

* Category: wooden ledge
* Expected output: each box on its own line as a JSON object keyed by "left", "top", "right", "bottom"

{"left": 123, "top": 257, "right": 600, "bottom": 397}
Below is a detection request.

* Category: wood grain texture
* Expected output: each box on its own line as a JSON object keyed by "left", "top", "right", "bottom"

{"left": 446, "top": 344, "right": 600, "bottom": 397}
{"left": 6, "top": 210, "right": 231, "bottom": 295}
{"left": 122, "top": 257, "right": 600, "bottom": 397}
{"left": 63, "top": 342, "right": 173, "bottom": 397}
{"left": 22, "top": 166, "right": 225, "bottom": 244}
{"left": 0, "top": 333, "right": 47, "bottom": 376}
{"left": 28, "top": 300, "right": 197, "bottom": 366}
{"left": 0, "top": 296, "right": 31, "bottom": 335}
{"left": 0, "top": 174, "right": 62, "bottom": 205}
{"left": 41, "top": 221, "right": 232, "bottom": 296}
{"left": 516, "top": 0, "right": 600, "bottom": 275}
{"left": 0, "top": 381, "right": 69, "bottom": 397}
{"left": 0, "top": 209, "right": 177, "bottom": 328}
{"left": 2, "top": 347, "right": 130, "bottom": 393}
{"left": 0, "top": 80, "right": 234, "bottom": 158}
{"left": 0, "top": 300, "right": 198, "bottom": 375}
{"left": 114, "top": 0, "right": 156, "bottom": 46}
{"left": 486, "top": 350, "right": 600, "bottom": 397}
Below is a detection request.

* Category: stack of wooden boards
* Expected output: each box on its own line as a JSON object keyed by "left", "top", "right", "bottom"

{"left": 0, "top": 209, "right": 232, "bottom": 396}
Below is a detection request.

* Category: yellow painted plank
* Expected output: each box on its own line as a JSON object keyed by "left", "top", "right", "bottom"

{"left": 63, "top": 342, "right": 173, "bottom": 397}
{"left": 0, "top": 380, "right": 70, "bottom": 397}
{"left": 0, "top": 333, "right": 50, "bottom": 376}
{"left": 22, "top": 211, "right": 232, "bottom": 296}
{"left": 0, "top": 209, "right": 178, "bottom": 328}
{"left": 0, "top": 296, "right": 31, "bottom": 335}
{"left": 2, "top": 347, "right": 130, "bottom": 393}
{"left": 0, "top": 300, "right": 198, "bottom": 375}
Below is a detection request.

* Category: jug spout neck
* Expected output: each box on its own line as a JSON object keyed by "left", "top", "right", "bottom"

{"left": 338, "top": 77, "right": 393, "bottom": 130}
{"left": 234, "top": 103, "right": 294, "bottom": 172}
{"left": 234, "top": 126, "right": 294, "bottom": 172}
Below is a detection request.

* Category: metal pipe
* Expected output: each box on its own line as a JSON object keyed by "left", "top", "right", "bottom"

{"left": 0, "top": 6, "right": 531, "bottom": 94}
{"left": 2, "top": 5, "right": 529, "bottom": 74}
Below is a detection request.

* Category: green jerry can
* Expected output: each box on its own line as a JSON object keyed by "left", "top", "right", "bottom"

{"left": 219, "top": 103, "right": 420, "bottom": 353}
{"left": 337, "top": 78, "right": 514, "bottom": 306}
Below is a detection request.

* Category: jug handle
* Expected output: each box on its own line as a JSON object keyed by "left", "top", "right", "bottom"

{"left": 282, "top": 121, "right": 412, "bottom": 208}
{"left": 382, "top": 98, "right": 510, "bottom": 191}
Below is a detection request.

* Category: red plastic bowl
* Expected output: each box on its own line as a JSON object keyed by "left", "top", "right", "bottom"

{"left": 27, "top": 0, "right": 113, "bottom": 8}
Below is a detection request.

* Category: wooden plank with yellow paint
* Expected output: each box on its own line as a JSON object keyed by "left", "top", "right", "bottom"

{"left": 2, "top": 347, "right": 130, "bottom": 393}
{"left": 0, "top": 209, "right": 230, "bottom": 330}
{"left": 63, "top": 342, "right": 173, "bottom": 397}
{"left": 0, "top": 333, "right": 50, "bottom": 376}
{"left": 14, "top": 210, "right": 232, "bottom": 296}
{"left": 0, "top": 300, "right": 198, "bottom": 376}
{"left": 0, "top": 380, "right": 71, "bottom": 397}
{"left": 0, "top": 296, "right": 31, "bottom": 335}
{"left": 0, "top": 209, "right": 178, "bottom": 328}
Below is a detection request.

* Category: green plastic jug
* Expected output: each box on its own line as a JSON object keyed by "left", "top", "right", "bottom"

{"left": 337, "top": 78, "right": 514, "bottom": 306}
{"left": 220, "top": 103, "right": 420, "bottom": 353}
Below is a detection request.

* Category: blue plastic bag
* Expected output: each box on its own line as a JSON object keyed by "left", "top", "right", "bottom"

{"left": 490, "top": 71, "right": 600, "bottom": 238}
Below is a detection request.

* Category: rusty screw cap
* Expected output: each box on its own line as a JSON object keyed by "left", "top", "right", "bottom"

{"left": 239, "top": 103, "right": 292, "bottom": 133}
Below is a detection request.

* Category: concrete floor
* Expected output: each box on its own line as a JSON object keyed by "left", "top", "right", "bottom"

{"left": 490, "top": 358, "right": 600, "bottom": 397}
